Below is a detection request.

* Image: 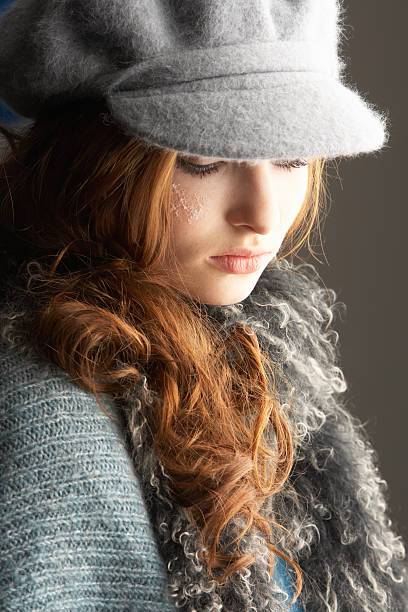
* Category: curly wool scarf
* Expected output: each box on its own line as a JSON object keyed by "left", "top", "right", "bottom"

{"left": 115, "top": 259, "right": 408, "bottom": 611}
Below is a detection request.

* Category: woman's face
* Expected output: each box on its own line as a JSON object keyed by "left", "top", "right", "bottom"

{"left": 166, "top": 153, "right": 312, "bottom": 306}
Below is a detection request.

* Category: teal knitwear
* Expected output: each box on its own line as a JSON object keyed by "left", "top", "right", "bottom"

{"left": 0, "top": 338, "right": 302, "bottom": 610}
{"left": 0, "top": 338, "right": 176, "bottom": 611}
{"left": 273, "top": 556, "right": 303, "bottom": 612}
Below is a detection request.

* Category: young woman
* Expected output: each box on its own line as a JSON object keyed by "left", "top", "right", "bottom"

{"left": 0, "top": 1, "right": 407, "bottom": 610}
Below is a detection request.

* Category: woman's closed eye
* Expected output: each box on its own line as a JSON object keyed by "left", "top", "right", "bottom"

{"left": 176, "top": 157, "right": 222, "bottom": 178}
{"left": 175, "top": 156, "right": 310, "bottom": 178}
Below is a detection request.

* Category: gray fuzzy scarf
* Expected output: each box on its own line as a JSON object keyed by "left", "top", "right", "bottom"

{"left": 115, "top": 259, "right": 408, "bottom": 611}
{"left": 0, "top": 252, "right": 407, "bottom": 611}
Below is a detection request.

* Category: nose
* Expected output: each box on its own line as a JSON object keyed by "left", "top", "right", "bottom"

{"left": 226, "top": 161, "right": 281, "bottom": 235}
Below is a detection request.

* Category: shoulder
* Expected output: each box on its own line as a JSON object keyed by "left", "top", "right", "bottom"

{"left": 0, "top": 337, "right": 129, "bottom": 472}
{"left": 0, "top": 336, "right": 123, "bottom": 442}
{"left": 0, "top": 338, "right": 175, "bottom": 611}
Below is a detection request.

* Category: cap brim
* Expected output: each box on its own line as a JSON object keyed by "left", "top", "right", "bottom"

{"left": 106, "top": 72, "right": 388, "bottom": 161}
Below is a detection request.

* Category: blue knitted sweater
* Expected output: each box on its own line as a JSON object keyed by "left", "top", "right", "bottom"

{"left": 0, "top": 338, "right": 301, "bottom": 611}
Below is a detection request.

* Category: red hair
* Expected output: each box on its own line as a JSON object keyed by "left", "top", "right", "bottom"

{"left": 0, "top": 101, "right": 327, "bottom": 602}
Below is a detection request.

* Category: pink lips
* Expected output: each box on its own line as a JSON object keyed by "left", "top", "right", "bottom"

{"left": 215, "top": 247, "right": 272, "bottom": 257}
{"left": 208, "top": 253, "right": 272, "bottom": 274}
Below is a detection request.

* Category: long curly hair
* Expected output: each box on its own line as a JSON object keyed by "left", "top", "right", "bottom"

{"left": 0, "top": 100, "right": 328, "bottom": 602}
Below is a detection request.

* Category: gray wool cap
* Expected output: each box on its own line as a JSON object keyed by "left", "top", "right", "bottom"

{"left": 0, "top": 0, "right": 389, "bottom": 162}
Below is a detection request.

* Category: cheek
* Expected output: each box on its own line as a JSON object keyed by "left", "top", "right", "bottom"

{"left": 287, "top": 170, "right": 309, "bottom": 215}
{"left": 171, "top": 182, "right": 209, "bottom": 224}
{"left": 278, "top": 171, "right": 309, "bottom": 232}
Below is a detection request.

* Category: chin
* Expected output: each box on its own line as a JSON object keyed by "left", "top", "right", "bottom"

{"left": 200, "top": 281, "right": 257, "bottom": 306}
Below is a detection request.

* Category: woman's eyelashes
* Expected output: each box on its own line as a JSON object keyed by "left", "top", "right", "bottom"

{"left": 175, "top": 156, "right": 309, "bottom": 178}
{"left": 276, "top": 159, "right": 309, "bottom": 170}
{"left": 175, "top": 157, "right": 222, "bottom": 178}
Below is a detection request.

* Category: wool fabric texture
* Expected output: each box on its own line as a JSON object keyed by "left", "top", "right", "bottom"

{"left": 0, "top": 251, "right": 407, "bottom": 611}
{"left": 0, "top": 0, "right": 388, "bottom": 161}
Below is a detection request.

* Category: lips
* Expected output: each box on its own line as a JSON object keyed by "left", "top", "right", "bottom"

{"left": 208, "top": 253, "right": 271, "bottom": 274}
{"left": 215, "top": 247, "right": 272, "bottom": 257}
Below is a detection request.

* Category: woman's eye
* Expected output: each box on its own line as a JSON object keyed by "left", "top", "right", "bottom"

{"left": 175, "top": 157, "right": 222, "bottom": 178}
{"left": 175, "top": 156, "right": 309, "bottom": 178}
{"left": 273, "top": 159, "right": 309, "bottom": 171}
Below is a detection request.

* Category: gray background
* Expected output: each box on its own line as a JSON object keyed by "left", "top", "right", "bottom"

{"left": 0, "top": 1, "right": 406, "bottom": 542}
{"left": 315, "top": 2, "right": 407, "bottom": 544}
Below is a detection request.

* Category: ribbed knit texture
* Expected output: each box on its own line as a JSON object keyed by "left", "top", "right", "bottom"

{"left": 0, "top": 338, "right": 176, "bottom": 611}
{"left": 0, "top": 337, "right": 301, "bottom": 611}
